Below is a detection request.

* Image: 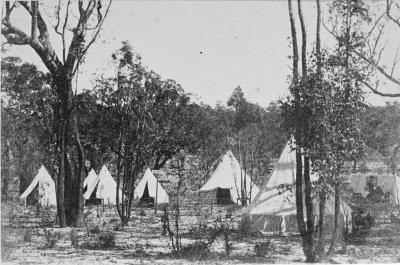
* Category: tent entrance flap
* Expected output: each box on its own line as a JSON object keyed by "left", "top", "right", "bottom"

{"left": 140, "top": 182, "right": 155, "bottom": 205}
{"left": 25, "top": 185, "right": 39, "bottom": 206}
{"left": 85, "top": 185, "right": 101, "bottom": 206}
{"left": 216, "top": 188, "right": 234, "bottom": 205}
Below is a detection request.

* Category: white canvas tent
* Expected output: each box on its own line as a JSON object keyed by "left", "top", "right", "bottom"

{"left": 349, "top": 173, "right": 400, "bottom": 204}
{"left": 243, "top": 142, "right": 352, "bottom": 233}
{"left": 83, "top": 165, "right": 122, "bottom": 205}
{"left": 83, "top": 169, "right": 98, "bottom": 190}
{"left": 200, "top": 150, "right": 260, "bottom": 205}
{"left": 134, "top": 168, "right": 169, "bottom": 204}
{"left": 20, "top": 165, "right": 57, "bottom": 207}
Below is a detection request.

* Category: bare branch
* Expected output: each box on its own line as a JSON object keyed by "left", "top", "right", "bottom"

{"left": 72, "top": 0, "right": 112, "bottom": 75}
{"left": 62, "top": 0, "right": 71, "bottom": 63}
{"left": 356, "top": 50, "right": 400, "bottom": 86}
{"left": 2, "top": 20, "right": 33, "bottom": 45}
{"left": 365, "top": 11, "right": 386, "bottom": 41}
{"left": 54, "top": 0, "right": 62, "bottom": 35}
{"left": 31, "top": 1, "right": 37, "bottom": 39}
{"left": 19, "top": 1, "right": 49, "bottom": 41}
{"left": 376, "top": 38, "right": 388, "bottom": 66}
{"left": 361, "top": 80, "right": 400, "bottom": 97}
{"left": 371, "top": 24, "right": 386, "bottom": 56}
{"left": 391, "top": 45, "right": 399, "bottom": 77}
{"left": 324, "top": 17, "right": 400, "bottom": 96}
{"left": 324, "top": 19, "right": 399, "bottom": 83}
{"left": 387, "top": 0, "right": 400, "bottom": 28}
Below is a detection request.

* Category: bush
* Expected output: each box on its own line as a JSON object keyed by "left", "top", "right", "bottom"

{"left": 98, "top": 231, "right": 116, "bottom": 248}
{"left": 81, "top": 230, "right": 116, "bottom": 249}
{"left": 178, "top": 241, "right": 210, "bottom": 260}
{"left": 44, "top": 229, "right": 61, "bottom": 248}
{"left": 70, "top": 229, "right": 79, "bottom": 247}
{"left": 23, "top": 229, "right": 33, "bottom": 243}
{"left": 87, "top": 224, "right": 101, "bottom": 234}
{"left": 1, "top": 231, "right": 16, "bottom": 262}
{"left": 113, "top": 222, "right": 124, "bottom": 231}
{"left": 254, "top": 239, "right": 273, "bottom": 257}
{"left": 40, "top": 211, "right": 55, "bottom": 228}
{"left": 1, "top": 240, "right": 15, "bottom": 261}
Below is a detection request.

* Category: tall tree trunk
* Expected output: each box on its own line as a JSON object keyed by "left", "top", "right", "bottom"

{"left": 288, "top": 0, "right": 307, "bottom": 244}
{"left": 1, "top": 140, "right": 11, "bottom": 202}
{"left": 304, "top": 156, "right": 316, "bottom": 262}
{"left": 317, "top": 193, "right": 326, "bottom": 259}
{"left": 327, "top": 185, "right": 341, "bottom": 255}
{"left": 314, "top": 0, "right": 327, "bottom": 260}
{"left": 54, "top": 72, "right": 84, "bottom": 227}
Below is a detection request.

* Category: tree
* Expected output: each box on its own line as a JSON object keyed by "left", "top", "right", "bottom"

{"left": 2, "top": 0, "right": 112, "bottom": 227}
{"left": 228, "top": 86, "right": 268, "bottom": 205}
{"left": 283, "top": 0, "right": 366, "bottom": 261}
{"left": 324, "top": 0, "right": 400, "bottom": 97}
{"left": 1, "top": 57, "right": 55, "bottom": 202}
{"left": 92, "top": 42, "right": 204, "bottom": 225}
{"left": 284, "top": 0, "right": 317, "bottom": 261}
{"left": 361, "top": 102, "right": 400, "bottom": 175}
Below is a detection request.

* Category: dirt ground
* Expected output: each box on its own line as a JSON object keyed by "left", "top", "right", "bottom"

{"left": 2, "top": 204, "right": 400, "bottom": 264}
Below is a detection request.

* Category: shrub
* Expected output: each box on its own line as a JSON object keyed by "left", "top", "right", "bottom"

{"left": 254, "top": 239, "right": 273, "bottom": 257}
{"left": 98, "top": 231, "right": 116, "bottom": 248}
{"left": 1, "top": 231, "right": 15, "bottom": 262}
{"left": 23, "top": 229, "right": 33, "bottom": 243}
{"left": 1, "top": 240, "right": 15, "bottom": 261}
{"left": 81, "top": 230, "right": 116, "bottom": 249}
{"left": 70, "top": 229, "right": 79, "bottom": 247}
{"left": 44, "top": 229, "right": 61, "bottom": 248}
{"left": 87, "top": 224, "right": 101, "bottom": 234}
{"left": 40, "top": 211, "right": 55, "bottom": 228}
{"left": 113, "top": 223, "right": 124, "bottom": 231}
{"left": 178, "top": 241, "right": 210, "bottom": 260}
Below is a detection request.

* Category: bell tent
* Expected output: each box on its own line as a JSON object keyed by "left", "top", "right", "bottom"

{"left": 134, "top": 168, "right": 169, "bottom": 204}
{"left": 83, "top": 169, "right": 98, "bottom": 190}
{"left": 200, "top": 150, "right": 260, "bottom": 205}
{"left": 20, "top": 165, "right": 57, "bottom": 207}
{"left": 243, "top": 142, "right": 352, "bottom": 234}
{"left": 83, "top": 165, "right": 122, "bottom": 205}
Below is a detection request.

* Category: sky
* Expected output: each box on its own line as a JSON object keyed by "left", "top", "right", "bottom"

{"left": 2, "top": 1, "right": 399, "bottom": 108}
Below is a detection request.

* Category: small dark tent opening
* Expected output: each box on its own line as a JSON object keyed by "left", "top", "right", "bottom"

{"left": 140, "top": 181, "right": 154, "bottom": 206}
{"left": 216, "top": 188, "right": 234, "bottom": 205}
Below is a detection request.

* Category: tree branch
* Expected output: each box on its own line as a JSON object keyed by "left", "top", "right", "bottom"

{"left": 324, "top": 19, "right": 400, "bottom": 96}
{"left": 31, "top": 1, "right": 37, "bottom": 39}
{"left": 361, "top": 80, "right": 400, "bottom": 97}
{"left": 19, "top": 1, "right": 49, "bottom": 41}
{"left": 386, "top": 0, "right": 400, "bottom": 28}
{"left": 72, "top": 0, "right": 112, "bottom": 75}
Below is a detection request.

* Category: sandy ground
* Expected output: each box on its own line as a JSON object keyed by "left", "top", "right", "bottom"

{"left": 3, "top": 225, "right": 400, "bottom": 264}
{"left": 2, "top": 204, "right": 400, "bottom": 264}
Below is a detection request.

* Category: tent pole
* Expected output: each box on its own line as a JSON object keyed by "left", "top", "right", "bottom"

{"left": 155, "top": 177, "right": 159, "bottom": 214}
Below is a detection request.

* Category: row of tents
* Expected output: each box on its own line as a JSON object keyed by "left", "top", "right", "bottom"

{"left": 19, "top": 142, "right": 400, "bottom": 233}
{"left": 20, "top": 165, "right": 170, "bottom": 207}
{"left": 20, "top": 149, "right": 260, "bottom": 208}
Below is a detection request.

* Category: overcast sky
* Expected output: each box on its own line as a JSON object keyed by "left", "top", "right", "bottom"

{"left": 3, "top": 1, "right": 399, "bottom": 107}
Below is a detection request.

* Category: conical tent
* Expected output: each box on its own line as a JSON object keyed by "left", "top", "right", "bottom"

{"left": 83, "top": 169, "right": 97, "bottom": 190}
{"left": 135, "top": 168, "right": 169, "bottom": 204}
{"left": 20, "top": 165, "right": 57, "bottom": 207}
{"left": 200, "top": 150, "right": 260, "bottom": 205}
{"left": 243, "top": 142, "right": 352, "bottom": 233}
{"left": 83, "top": 165, "right": 122, "bottom": 205}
